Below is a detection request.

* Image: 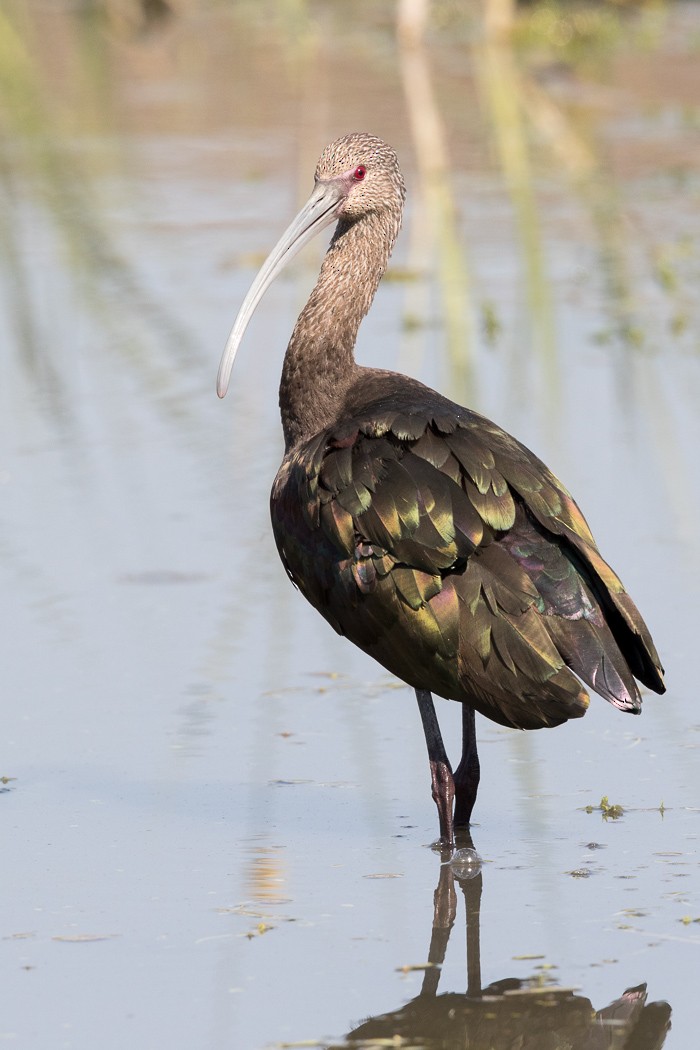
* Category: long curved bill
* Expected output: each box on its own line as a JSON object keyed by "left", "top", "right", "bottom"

{"left": 216, "top": 178, "right": 348, "bottom": 398}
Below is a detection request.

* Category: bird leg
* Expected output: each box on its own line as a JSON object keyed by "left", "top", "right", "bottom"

{"left": 416, "top": 689, "right": 455, "bottom": 845}
{"left": 453, "top": 703, "right": 480, "bottom": 829}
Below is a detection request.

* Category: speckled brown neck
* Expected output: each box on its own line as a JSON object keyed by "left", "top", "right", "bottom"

{"left": 279, "top": 205, "right": 401, "bottom": 450}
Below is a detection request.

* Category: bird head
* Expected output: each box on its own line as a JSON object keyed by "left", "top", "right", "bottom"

{"left": 216, "top": 132, "right": 405, "bottom": 398}
{"left": 314, "top": 133, "right": 405, "bottom": 223}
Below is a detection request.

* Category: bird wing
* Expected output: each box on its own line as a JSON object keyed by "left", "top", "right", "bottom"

{"left": 271, "top": 405, "right": 663, "bottom": 730}
{"left": 468, "top": 416, "right": 665, "bottom": 695}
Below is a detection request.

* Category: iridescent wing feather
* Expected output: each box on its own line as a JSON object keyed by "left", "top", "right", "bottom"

{"left": 270, "top": 384, "right": 664, "bottom": 731}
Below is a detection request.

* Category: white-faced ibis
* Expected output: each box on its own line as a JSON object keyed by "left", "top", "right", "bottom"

{"left": 217, "top": 133, "right": 665, "bottom": 845}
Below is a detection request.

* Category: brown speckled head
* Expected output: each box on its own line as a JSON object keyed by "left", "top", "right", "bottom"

{"left": 314, "top": 132, "right": 406, "bottom": 223}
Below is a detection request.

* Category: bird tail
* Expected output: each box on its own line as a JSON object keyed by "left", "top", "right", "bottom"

{"left": 559, "top": 536, "right": 665, "bottom": 697}
{"left": 545, "top": 615, "right": 643, "bottom": 714}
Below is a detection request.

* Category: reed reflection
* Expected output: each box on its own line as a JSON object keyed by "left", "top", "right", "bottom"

{"left": 331, "top": 834, "right": 671, "bottom": 1050}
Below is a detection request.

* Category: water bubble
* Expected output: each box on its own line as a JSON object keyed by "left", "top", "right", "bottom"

{"left": 449, "top": 847, "right": 482, "bottom": 880}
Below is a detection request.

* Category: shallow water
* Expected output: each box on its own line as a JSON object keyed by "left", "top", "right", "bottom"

{"left": 2, "top": 2, "right": 699, "bottom": 1047}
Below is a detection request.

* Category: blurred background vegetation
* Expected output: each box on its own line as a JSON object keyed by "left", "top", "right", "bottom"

{"left": 0, "top": 0, "right": 698, "bottom": 410}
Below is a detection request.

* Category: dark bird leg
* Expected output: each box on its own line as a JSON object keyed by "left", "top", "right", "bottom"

{"left": 453, "top": 703, "right": 480, "bottom": 829}
{"left": 416, "top": 688, "right": 455, "bottom": 844}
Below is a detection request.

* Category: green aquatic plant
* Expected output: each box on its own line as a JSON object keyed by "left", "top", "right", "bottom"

{"left": 585, "top": 795, "right": 624, "bottom": 819}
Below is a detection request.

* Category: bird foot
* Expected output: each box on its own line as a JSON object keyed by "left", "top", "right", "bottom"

{"left": 429, "top": 758, "right": 456, "bottom": 846}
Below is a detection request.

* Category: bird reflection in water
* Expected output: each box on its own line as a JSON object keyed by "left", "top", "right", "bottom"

{"left": 331, "top": 837, "right": 671, "bottom": 1050}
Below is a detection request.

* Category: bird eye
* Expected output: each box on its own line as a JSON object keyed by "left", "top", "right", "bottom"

{"left": 353, "top": 165, "right": 366, "bottom": 181}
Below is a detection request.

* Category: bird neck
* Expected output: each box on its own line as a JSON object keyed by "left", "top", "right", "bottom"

{"left": 279, "top": 207, "right": 401, "bottom": 450}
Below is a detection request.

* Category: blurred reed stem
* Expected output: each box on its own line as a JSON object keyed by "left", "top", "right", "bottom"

{"left": 397, "top": 0, "right": 476, "bottom": 403}
{"left": 475, "top": 0, "right": 559, "bottom": 430}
